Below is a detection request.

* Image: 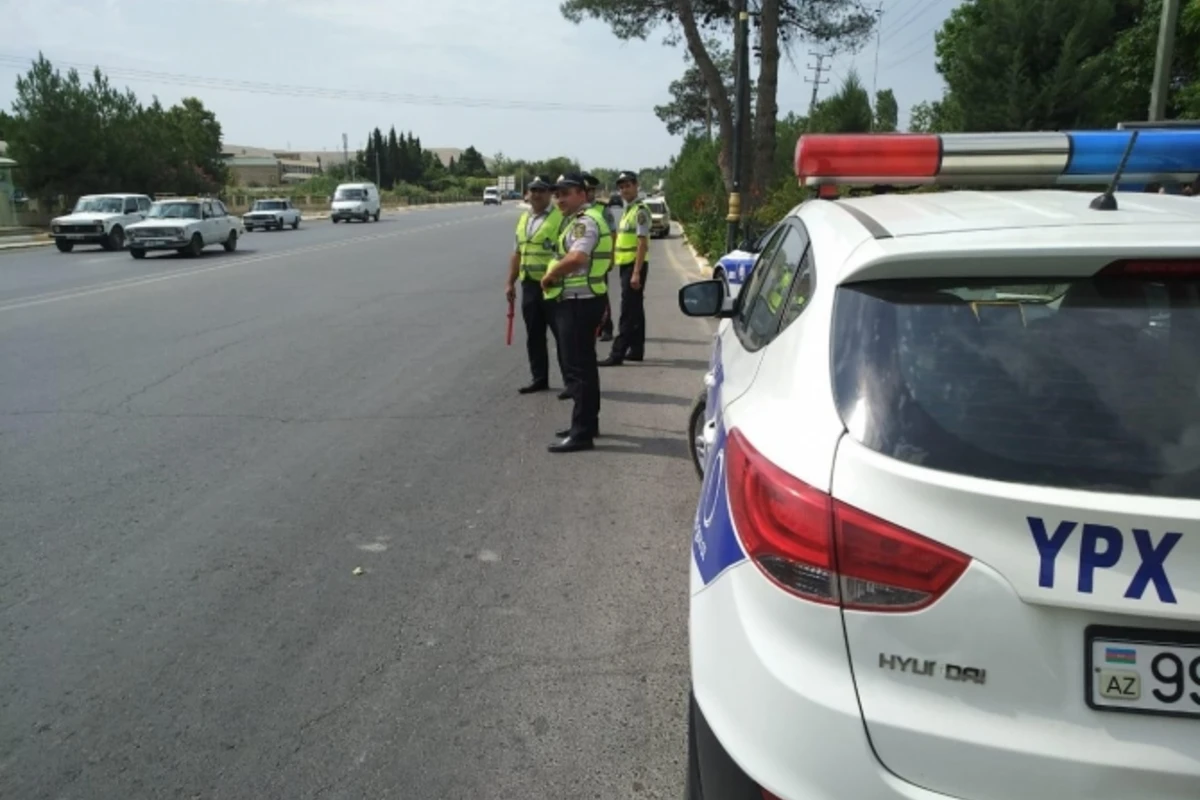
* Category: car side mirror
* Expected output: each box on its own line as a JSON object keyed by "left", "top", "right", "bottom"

{"left": 678, "top": 280, "right": 731, "bottom": 318}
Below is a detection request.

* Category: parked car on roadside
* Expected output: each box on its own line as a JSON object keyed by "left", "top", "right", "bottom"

{"left": 243, "top": 198, "right": 301, "bottom": 231}
{"left": 50, "top": 193, "right": 152, "bottom": 253}
{"left": 125, "top": 197, "right": 242, "bottom": 259}
{"left": 710, "top": 221, "right": 785, "bottom": 303}
{"left": 483, "top": 186, "right": 501, "bottom": 206}
{"left": 645, "top": 196, "right": 672, "bottom": 238}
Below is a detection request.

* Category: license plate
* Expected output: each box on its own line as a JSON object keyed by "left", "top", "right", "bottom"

{"left": 1087, "top": 625, "right": 1200, "bottom": 719}
{"left": 65, "top": 234, "right": 87, "bottom": 239}
{"left": 144, "top": 239, "right": 166, "bottom": 247}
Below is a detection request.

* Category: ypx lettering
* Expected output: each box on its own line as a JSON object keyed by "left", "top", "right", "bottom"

{"left": 1028, "top": 517, "right": 1182, "bottom": 604}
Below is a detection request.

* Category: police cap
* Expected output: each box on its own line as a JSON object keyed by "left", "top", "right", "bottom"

{"left": 527, "top": 175, "right": 553, "bottom": 190}
{"left": 616, "top": 170, "right": 639, "bottom": 185}
{"left": 553, "top": 172, "right": 587, "bottom": 190}
{"left": 581, "top": 172, "right": 600, "bottom": 189}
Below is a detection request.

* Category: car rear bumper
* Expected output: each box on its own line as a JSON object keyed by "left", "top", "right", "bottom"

{"left": 691, "top": 560, "right": 956, "bottom": 800}
{"left": 331, "top": 210, "right": 370, "bottom": 219}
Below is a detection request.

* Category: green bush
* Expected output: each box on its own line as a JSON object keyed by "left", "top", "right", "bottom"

{"left": 665, "top": 134, "right": 729, "bottom": 262}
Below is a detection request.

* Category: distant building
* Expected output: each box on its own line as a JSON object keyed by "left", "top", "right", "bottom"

{"left": 0, "top": 140, "right": 18, "bottom": 226}
{"left": 221, "top": 143, "right": 482, "bottom": 186}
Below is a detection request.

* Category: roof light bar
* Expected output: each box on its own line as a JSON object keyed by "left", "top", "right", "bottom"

{"left": 795, "top": 130, "right": 1200, "bottom": 187}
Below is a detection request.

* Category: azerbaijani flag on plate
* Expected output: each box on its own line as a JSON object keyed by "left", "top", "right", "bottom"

{"left": 1105, "top": 647, "right": 1137, "bottom": 665}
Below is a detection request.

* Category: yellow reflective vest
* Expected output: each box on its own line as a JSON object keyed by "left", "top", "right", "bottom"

{"left": 515, "top": 207, "right": 563, "bottom": 281}
{"left": 614, "top": 201, "right": 648, "bottom": 266}
{"left": 543, "top": 206, "right": 613, "bottom": 301}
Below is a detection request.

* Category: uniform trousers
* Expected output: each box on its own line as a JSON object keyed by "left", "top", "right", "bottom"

{"left": 610, "top": 261, "right": 649, "bottom": 361}
{"left": 555, "top": 295, "right": 605, "bottom": 438}
{"left": 521, "top": 279, "right": 564, "bottom": 385}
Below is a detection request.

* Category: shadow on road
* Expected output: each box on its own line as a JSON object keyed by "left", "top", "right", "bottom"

{"left": 603, "top": 389, "right": 691, "bottom": 408}
{"left": 636, "top": 357, "right": 710, "bottom": 371}
{"left": 646, "top": 337, "right": 709, "bottom": 347}
{"left": 595, "top": 432, "right": 688, "bottom": 461}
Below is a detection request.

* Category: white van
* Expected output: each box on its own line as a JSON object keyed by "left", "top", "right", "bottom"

{"left": 330, "top": 182, "right": 381, "bottom": 223}
{"left": 483, "top": 186, "right": 501, "bottom": 206}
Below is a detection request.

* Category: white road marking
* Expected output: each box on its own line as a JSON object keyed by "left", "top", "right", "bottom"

{"left": 0, "top": 214, "right": 497, "bottom": 314}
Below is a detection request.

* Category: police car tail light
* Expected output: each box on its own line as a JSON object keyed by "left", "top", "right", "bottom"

{"left": 834, "top": 502, "right": 969, "bottom": 612}
{"left": 726, "top": 429, "right": 968, "bottom": 611}
{"left": 726, "top": 429, "right": 838, "bottom": 605}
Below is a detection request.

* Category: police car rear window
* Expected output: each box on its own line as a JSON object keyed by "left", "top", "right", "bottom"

{"left": 832, "top": 277, "right": 1200, "bottom": 498}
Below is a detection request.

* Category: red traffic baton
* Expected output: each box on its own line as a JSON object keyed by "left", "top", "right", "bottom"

{"left": 505, "top": 297, "right": 515, "bottom": 346}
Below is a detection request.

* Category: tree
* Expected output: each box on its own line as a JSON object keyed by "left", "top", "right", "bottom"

{"left": 1095, "top": 0, "right": 1200, "bottom": 122}
{"left": 930, "top": 0, "right": 1139, "bottom": 132}
{"left": 0, "top": 109, "right": 12, "bottom": 139}
{"left": 456, "top": 145, "right": 490, "bottom": 178}
{"left": 562, "top": 0, "right": 875, "bottom": 201}
{"left": 873, "top": 88, "right": 898, "bottom": 132}
{"left": 654, "top": 38, "right": 743, "bottom": 137}
{"left": 808, "top": 70, "right": 873, "bottom": 133}
{"left": 6, "top": 53, "right": 226, "bottom": 200}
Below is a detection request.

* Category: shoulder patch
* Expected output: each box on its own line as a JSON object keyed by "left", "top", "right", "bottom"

{"left": 572, "top": 221, "right": 588, "bottom": 238}
{"left": 637, "top": 210, "right": 650, "bottom": 225}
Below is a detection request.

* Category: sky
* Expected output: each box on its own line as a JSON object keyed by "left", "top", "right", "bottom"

{"left": 0, "top": 0, "right": 960, "bottom": 170}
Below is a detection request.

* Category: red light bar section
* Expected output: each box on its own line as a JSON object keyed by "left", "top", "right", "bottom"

{"left": 795, "top": 134, "right": 941, "bottom": 181}
{"left": 1100, "top": 259, "right": 1200, "bottom": 278}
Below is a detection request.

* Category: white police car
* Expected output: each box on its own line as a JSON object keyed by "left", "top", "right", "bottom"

{"left": 711, "top": 223, "right": 782, "bottom": 302}
{"left": 678, "top": 129, "right": 1200, "bottom": 800}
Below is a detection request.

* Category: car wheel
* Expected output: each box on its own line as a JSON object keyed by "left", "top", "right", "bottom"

{"left": 186, "top": 233, "right": 203, "bottom": 257}
{"left": 332, "top": 217, "right": 339, "bottom": 224}
{"left": 55, "top": 241, "right": 74, "bottom": 253}
{"left": 103, "top": 226, "right": 124, "bottom": 251}
{"left": 292, "top": 218, "right": 300, "bottom": 230}
{"left": 687, "top": 389, "right": 707, "bottom": 481}
{"left": 223, "top": 229, "right": 238, "bottom": 252}
{"left": 130, "top": 248, "right": 146, "bottom": 260}
{"left": 373, "top": 210, "right": 380, "bottom": 222}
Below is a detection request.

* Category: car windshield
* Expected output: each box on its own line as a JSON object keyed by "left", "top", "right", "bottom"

{"left": 832, "top": 275, "right": 1200, "bottom": 498}
{"left": 73, "top": 197, "right": 125, "bottom": 214}
{"left": 335, "top": 189, "right": 366, "bottom": 200}
{"left": 147, "top": 202, "right": 201, "bottom": 219}
{"left": 647, "top": 201, "right": 665, "bottom": 214}
{"left": 484, "top": 189, "right": 498, "bottom": 196}
{"left": 253, "top": 201, "right": 286, "bottom": 210}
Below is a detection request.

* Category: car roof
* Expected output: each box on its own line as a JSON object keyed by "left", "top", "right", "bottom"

{"left": 794, "top": 189, "right": 1200, "bottom": 285}
{"left": 80, "top": 193, "right": 147, "bottom": 199}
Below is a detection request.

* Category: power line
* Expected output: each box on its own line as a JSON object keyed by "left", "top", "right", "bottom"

{"left": 881, "top": 36, "right": 937, "bottom": 71}
{"left": 880, "top": 0, "right": 944, "bottom": 46}
{"left": 0, "top": 53, "right": 647, "bottom": 114}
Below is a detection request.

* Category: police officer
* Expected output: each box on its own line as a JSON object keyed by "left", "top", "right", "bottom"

{"left": 582, "top": 173, "right": 616, "bottom": 343}
{"left": 506, "top": 175, "right": 565, "bottom": 394}
{"left": 600, "top": 171, "right": 651, "bottom": 366}
{"left": 540, "top": 173, "right": 612, "bottom": 452}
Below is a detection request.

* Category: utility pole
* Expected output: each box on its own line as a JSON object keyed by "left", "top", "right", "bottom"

{"left": 342, "top": 133, "right": 352, "bottom": 180}
{"left": 1149, "top": 0, "right": 1181, "bottom": 121}
{"left": 726, "top": 0, "right": 751, "bottom": 252}
{"left": 805, "top": 52, "right": 830, "bottom": 113}
{"left": 871, "top": 2, "right": 884, "bottom": 128}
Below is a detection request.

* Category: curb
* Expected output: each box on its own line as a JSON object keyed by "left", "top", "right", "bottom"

{"left": 0, "top": 237, "right": 53, "bottom": 252}
{"left": 674, "top": 222, "right": 713, "bottom": 276}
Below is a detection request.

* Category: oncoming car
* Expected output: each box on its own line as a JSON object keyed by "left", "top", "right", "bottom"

{"left": 645, "top": 196, "right": 672, "bottom": 238}
{"left": 243, "top": 197, "right": 301, "bottom": 231}
{"left": 678, "top": 129, "right": 1200, "bottom": 800}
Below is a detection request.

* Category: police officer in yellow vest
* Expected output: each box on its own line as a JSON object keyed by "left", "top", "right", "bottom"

{"left": 600, "top": 170, "right": 652, "bottom": 366}
{"left": 582, "top": 173, "right": 616, "bottom": 342}
{"left": 506, "top": 175, "right": 566, "bottom": 394}
{"left": 539, "top": 172, "right": 613, "bottom": 453}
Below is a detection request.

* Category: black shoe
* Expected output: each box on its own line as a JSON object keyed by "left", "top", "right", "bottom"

{"left": 557, "top": 390, "right": 571, "bottom": 400}
{"left": 555, "top": 426, "right": 599, "bottom": 439}
{"left": 626, "top": 354, "right": 644, "bottom": 362}
{"left": 548, "top": 436, "right": 595, "bottom": 453}
{"left": 518, "top": 381, "right": 549, "bottom": 394}
{"left": 598, "top": 357, "right": 623, "bottom": 367}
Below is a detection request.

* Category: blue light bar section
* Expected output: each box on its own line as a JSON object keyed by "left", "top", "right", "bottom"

{"left": 1065, "top": 130, "right": 1200, "bottom": 176}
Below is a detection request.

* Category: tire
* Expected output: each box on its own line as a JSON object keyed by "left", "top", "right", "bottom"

{"left": 332, "top": 217, "right": 339, "bottom": 224}
{"left": 685, "top": 694, "right": 704, "bottom": 800}
{"left": 372, "top": 210, "right": 380, "bottom": 222}
{"left": 292, "top": 218, "right": 300, "bottom": 230}
{"left": 103, "top": 226, "right": 124, "bottom": 251}
{"left": 223, "top": 229, "right": 238, "bottom": 252}
{"left": 130, "top": 248, "right": 146, "bottom": 259}
{"left": 687, "top": 388, "right": 707, "bottom": 481}
{"left": 55, "top": 240, "right": 74, "bottom": 253}
{"left": 185, "top": 233, "right": 203, "bottom": 257}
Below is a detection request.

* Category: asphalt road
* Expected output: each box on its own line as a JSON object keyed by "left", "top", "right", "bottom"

{"left": 0, "top": 204, "right": 712, "bottom": 799}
